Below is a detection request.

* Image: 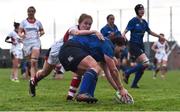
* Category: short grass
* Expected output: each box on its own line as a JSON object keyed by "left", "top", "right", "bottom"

{"left": 0, "top": 68, "right": 180, "bottom": 111}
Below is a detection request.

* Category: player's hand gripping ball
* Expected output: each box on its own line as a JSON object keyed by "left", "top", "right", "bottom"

{"left": 115, "top": 91, "right": 134, "bottom": 104}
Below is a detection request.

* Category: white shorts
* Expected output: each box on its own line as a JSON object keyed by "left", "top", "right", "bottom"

{"left": 47, "top": 55, "right": 60, "bottom": 65}
{"left": 23, "top": 41, "right": 41, "bottom": 57}
{"left": 10, "top": 49, "right": 23, "bottom": 59}
{"left": 54, "top": 64, "right": 65, "bottom": 74}
{"left": 47, "top": 41, "right": 63, "bottom": 65}
{"left": 155, "top": 52, "right": 168, "bottom": 63}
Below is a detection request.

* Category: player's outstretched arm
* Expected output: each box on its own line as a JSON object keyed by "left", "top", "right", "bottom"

{"left": 104, "top": 55, "right": 134, "bottom": 104}
{"left": 101, "top": 62, "right": 118, "bottom": 90}
{"left": 104, "top": 55, "right": 127, "bottom": 95}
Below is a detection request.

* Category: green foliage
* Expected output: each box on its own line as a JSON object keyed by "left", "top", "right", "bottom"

{"left": 0, "top": 69, "right": 180, "bottom": 111}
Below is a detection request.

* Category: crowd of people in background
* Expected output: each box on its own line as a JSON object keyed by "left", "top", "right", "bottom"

{"left": 3, "top": 4, "right": 169, "bottom": 104}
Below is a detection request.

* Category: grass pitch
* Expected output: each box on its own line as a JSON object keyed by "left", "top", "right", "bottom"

{"left": 0, "top": 68, "right": 180, "bottom": 111}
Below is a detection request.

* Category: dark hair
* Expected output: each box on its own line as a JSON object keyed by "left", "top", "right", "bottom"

{"left": 14, "top": 22, "right": 20, "bottom": 29}
{"left": 27, "top": 6, "right": 36, "bottom": 13}
{"left": 78, "top": 13, "right": 93, "bottom": 24}
{"left": 159, "top": 33, "right": 165, "bottom": 42}
{"left": 106, "top": 14, "right": 114, "bottom": 20}
{"left": 159, "top": 33, "right": 164, "bottom": 36}
{"left": 134, "top": 4, "right": 144, "bottom": 15}
{"left": 111, "top": 37, "right": 127, "bottom": 46}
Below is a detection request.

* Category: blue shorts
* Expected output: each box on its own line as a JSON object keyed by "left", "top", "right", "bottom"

{"left": 129, "top": 42, "right": 145, "bottom": 61}
{"left": 58, "top": 41, "right": 89, "bottom": 72}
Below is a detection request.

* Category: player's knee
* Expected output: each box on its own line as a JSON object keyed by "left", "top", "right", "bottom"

{"left": 161, "top": 65, "right": 167, "bottom": 71}
{"left": 162, "top": 63, "right": 167, "bottom": 67}
{"left": 90, "top": 66, "right": 101, "bottom": 75}
{"left": 155, "top": 63, "right": 160, "bottom": 71}
{"left": 36, "top": 70, "right": 43, "bottom": 76}
{"left": 142, "top": 59, "right": 150, "bottom": 67}
{"left": 13, "top": 64, "right": 19, "bottom": 68}
{"left": 31, "top": 58, "right": 38, "bottom": 67}
{"left": 87, "top": 62, "right": 101, "bottom": 75}
{"left": 73, "top": 75, "right": 82, "bottom": 80}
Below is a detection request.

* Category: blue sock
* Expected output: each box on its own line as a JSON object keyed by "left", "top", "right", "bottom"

{"left": 88, "top": 70, "right": 98, "bottom": 97}
{"left": 125, "top": 64, "right": 143, "bottom": 76}
{"left": 78, "top": 69, "right": 97, "bottom": 96}
{"left": 131, "top": 69, "right": 144, "bottom": 87}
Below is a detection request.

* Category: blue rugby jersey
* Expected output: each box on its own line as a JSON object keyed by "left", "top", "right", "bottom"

{"left": 70, "top": 35, "right": 115, "bottom": 62}
{"left": 100, "top": 24, "right": 121, "bottom": 39}
{"left": 126, "top": 17, "right": 150, "bottom": 44}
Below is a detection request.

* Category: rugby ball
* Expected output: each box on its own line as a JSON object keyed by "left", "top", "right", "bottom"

{"left": 115, "top": 91, "right": 134, "bottom": 104}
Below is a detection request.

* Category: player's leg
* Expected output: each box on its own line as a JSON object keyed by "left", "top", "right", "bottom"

{"left": 59, "top": 43, "right": 99, "bottom": 103}
{"left": 66, "top": 72, "right": 82, "bottom": 101}
{"left": 122, "top": 44, "right": 145, "bottom": 84}
{"left": 21, "top": 61, "right": 29, "bottom": 79}
{"left": 14, "top": 50, "right": 23, "bottom": 82}
{"left": 130, "top": 53, "right": 150, "bottom": 88}
{"left": 76, "top": 55, "right": 101, "bottom": 103}
{"left": 13, "top": 57, "right": 20, "bottom": 82}
{"left": 11, "top": 53, "right": 18, "bottom": 82}
{"left": 28, "top": 47, "right": 42, "bottom": 97}
{"left": 53, "top": 65, "right": 64, "bottom": 80}
{"left": 29, "top": 60, "right": 54, "bottom": 97}
{"left": 154, "top": 61, "right": 161, "bottom": 79}
{"left": 160, "top": 59, "right": 167, "bottom": 79}
{"left": 153, "top": 54, "right": 162, "bottom": 78}
{"left": 30, "top": 48, "right": 40, "bottom": 81}
{"left": 131, "top": 69, "right": 144, "bottom": 88}
{"left": 152, "top": 58, "right": 156, "bottom": 78}
{"left": 21, "top": 61, "right": 26, "bottom": 79}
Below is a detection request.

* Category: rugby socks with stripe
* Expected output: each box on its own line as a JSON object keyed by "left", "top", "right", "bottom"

{"left": 67, "top": 76, "right": 81, "bottom": 98}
